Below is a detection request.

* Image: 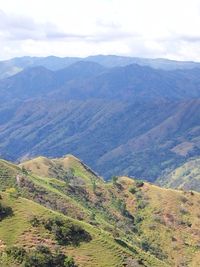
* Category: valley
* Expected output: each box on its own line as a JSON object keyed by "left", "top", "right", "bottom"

{"left": 0, "top": 56, "right": 200, "bottom": 182}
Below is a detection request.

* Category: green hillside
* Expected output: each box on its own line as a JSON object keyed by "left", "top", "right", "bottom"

{"left": 157, "top": 158, "right": 200, "bottom": 192}
{"left": 0, "top": 193, "right": 132, "bottom": 267}
{"left": 19, "top": 154, "right": 102, "bottom": 183}
{"left": 0, "top": 156, "right": 199, "bottom": 266}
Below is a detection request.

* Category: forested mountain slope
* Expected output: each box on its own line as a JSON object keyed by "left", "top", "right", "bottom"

{"left": 0, "top": 61, "right": 200, "bottom": 180}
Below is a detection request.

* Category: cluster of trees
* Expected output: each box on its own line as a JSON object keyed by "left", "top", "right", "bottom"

{"left": 140, "top": 238, "right": 167, "bottom": 261}
{"left": 6, "top": 245, "right": 76, "bottom": 267}
{"left": 43, "top": 217, "right": 91, "bottom": 245}
{"left": 30, "top": 216, "right": 91, "bottom": 246}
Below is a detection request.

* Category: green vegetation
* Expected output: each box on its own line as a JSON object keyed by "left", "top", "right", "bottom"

{"left": 5, "top": 245, "right": 76, "bottom": 267}
{"left": 157, "top": 157, "right": 200, "bottom": 192}
{"left": 0, "top": 202, "right": 13, "bottom": 220}
{"left": 43, "top": 217, "right": 91, "bottom": 245}
{"left": 0, "top": 156, "right": 199, "bottom": 266}
{"left": 112, "top": 176, "right": 118, "bottom": 185}
{"left": 1, "top": 59, "right": 200, "bottom": 184}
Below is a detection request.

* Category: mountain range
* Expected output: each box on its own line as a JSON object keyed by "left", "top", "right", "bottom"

{"left": 0, "top": 55, "right": 200, "bottom": 184}
{"left": 0, "top": 55, "right": 200, "bottom": 266}
{"left": 2, "top": 54, "right": 200, "bottom": 80}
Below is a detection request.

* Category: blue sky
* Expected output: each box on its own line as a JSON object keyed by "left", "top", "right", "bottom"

{"left": 0, "top": 0, "right": 200, "bottom": 61}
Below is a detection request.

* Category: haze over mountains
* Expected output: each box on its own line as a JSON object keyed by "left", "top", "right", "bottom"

{"left": 2, "top": 54, "right": 200, "bottom": 79}
{"left": 0, "top": 55, "right": 200, "bottom": 185}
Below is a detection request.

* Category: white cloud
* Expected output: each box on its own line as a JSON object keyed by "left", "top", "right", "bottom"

{"left": 0, "top": 0, "right": 200, "bottom": 60}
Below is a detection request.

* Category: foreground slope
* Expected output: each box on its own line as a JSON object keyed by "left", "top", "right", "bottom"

{"left": 0, "top": 193, "right": 131, "bottom": 267}
{"left": 0, "top": 157, "right": 169, "bottom": 267}
{"left": 0, "top": 156, "right": 200, "bottom": 266}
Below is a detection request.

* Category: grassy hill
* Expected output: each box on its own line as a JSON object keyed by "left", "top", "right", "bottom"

{"left": 157, "top": 158, "right": 200, "bottom": 192}
{"left": 19, "top": 154, "right": 102, "bottom": 182}
{"left": 0, "top": 156, "right": 199, "bottom": 266}
{"left": 0, "top": 193, "right": 131, "bottom": 267}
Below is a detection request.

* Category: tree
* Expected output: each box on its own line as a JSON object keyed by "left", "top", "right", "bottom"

{"left": 135, "top": 180, "right": 144, "bottom": 188}
{"left": 90, "top": 211, "right": 96, "bottom": 221}
{"left": 64, "top": 256, "right": 77, "bottom": 267}
{"left": 112, "top": 176, "right": 118, "bottom": 185}
{"left": 91, "top": 178, "right": 97, "bottom": 193}
{"left": 21, "top": 166, "right": 29, "bottom": 175}
{"left": 0, "top": 203, "right": 13, "bottom": 220}
{"left": 116, "top": 199, "right": 126, "bottom": 215}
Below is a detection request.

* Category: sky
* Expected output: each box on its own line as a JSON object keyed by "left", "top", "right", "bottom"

{"left": 0, "top": 0, "right": 200, "bottom": 61}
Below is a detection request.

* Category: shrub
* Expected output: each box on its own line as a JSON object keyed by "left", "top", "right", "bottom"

{"left": 64, "top": 256, "right": 77, "bottom": 267}
{"left": 91, "top": 179, "right": 97, "bottom": 193}
{"left": 24, "top": 245, "right": 77, "bottom": 267}
{"left": 30, "top": 216, "right": 40, "bottom": 227}
{"left": 115, "top": 199, "right": 134, "bottom": 221}
{"left": 116, "top": 199, "right": 126, "bottom": 215}
{"left": 112, "top": 176, "right": 118, "bottom": 185}
{"left": 137, "top": 200, "right": 148, "bottom": 209}
{"left": 178, "top": 219, "right": 192, "bottom": 227}
{"left": 129, "top": 186, "right": 137, "bottom": 194}
{"left": 135, "top": 180, "right": 144, "bottom": 188}
{"left": 0, "top": 203, "right": 13, "bottom": 220}
{"left": 6, "top": 246, "right": 26, "bottom": 263}
{"left": 140, "top": 239, "right": 167, "bottom": 260}
{"left": 135, "top": 191, "right": 143, "bottom": 200}
{"left": 141, "top": 239, "right": 150, "bottom": 252}
{"left": 24, "top": 246, "right": 53, "bottom": 267}
{"left": 21, "top": 166, "right": 29, "bottom": 175}
{"left": 134, "top": 214, "right": 143, "bottom": 224}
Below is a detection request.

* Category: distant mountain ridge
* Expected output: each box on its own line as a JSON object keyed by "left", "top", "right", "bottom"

{"left": 1, "top": 54, "right": 200, "bottom": 79}
{"left": 1, "top": 62, "right": 200, "bottom": 102}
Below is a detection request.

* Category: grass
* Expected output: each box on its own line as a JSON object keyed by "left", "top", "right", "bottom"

{"left": 1, "top": 156, "right": 200, "bottom": 266}
{"left": 20, "top": 154, "right": 101, "bottom": 184}
{"left": 0, "top": 194, "right": 48, "bottom": 246}
{"left": 66, "top": 236, "right": 125, "bottom": 267}
{"left": 0, "top": 193, "right": 137, "bottom": 267}
{"left": 157, "top": 157, "right": 200, "bottom": 192}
